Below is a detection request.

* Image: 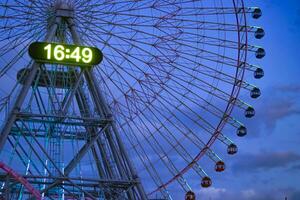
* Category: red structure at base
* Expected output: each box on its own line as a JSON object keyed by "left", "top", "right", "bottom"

{"left": 0, "top": 162, "right": 41, "bottom": 199}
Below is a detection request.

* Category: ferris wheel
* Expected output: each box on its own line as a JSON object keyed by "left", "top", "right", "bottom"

{"left": 0, "top": 0, "right": 265, "bottom": 199}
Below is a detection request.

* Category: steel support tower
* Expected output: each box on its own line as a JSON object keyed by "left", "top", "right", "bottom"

{"left": 0, "top": 3, "right": 147, "bottom": 200}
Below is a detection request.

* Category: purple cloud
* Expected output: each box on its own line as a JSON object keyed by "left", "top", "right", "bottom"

{"left": 239, "top": 84, "right": 300, "bottom": 137}
{"left": 192, "top": 187, "right": 300, "bottom": 200}
{"left": 232, "top": 151, "right": 300, "bottom": 173}
{"left": 275, "top": 85, "right": 300, "bottom": 93}
{"left": 262, "top": 98, "right": 300, "bottom": 129}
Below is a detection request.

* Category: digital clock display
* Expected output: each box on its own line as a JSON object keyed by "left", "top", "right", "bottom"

{"left": 29, "top": 42, "right": 103, "bottom": 67}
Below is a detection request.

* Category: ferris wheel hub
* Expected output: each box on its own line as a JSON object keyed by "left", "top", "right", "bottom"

{"left": 53, "top": 0, "right": 74, "bottom": 18}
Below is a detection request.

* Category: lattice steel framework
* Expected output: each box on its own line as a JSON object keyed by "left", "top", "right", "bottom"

{"left": 0, "top": 3, "right": 147, "bottom": 200}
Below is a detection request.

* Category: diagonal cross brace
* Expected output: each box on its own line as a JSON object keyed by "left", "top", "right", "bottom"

{"left": 67, "top": 17, "right": 148, "bottom": 200}
{"left": 17, "top": 120, "right": 101, "bottom": 200}
{"left": 0, "top": 18, "right": 61, "bottom": 150}
{"left": 40, "top": 123, "right": 110, "bottom": 195}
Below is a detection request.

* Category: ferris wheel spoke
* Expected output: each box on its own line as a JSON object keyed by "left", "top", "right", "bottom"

{"left": 135, "top": 80, "right": 239, "bottom": 151}
{"left": 93, "top": 42, "right": 170, "bottom": 101}
{"left": 151, "top": 48, "right": 255, "bottom": 100}
{"left": 79, "top": 18, "right": 249, "bottom": 80}
{"left": 79, "top": 0, "right": 179, "bottom": 15}
{"left": 26, "top": 0, "right": 46, "bottom": 8}
{"left": 110, "top": 70, "right": 218, "bottom": 134}
{"left": 82, "top": 14, "right": 247, "bottom": 33}
{"left": 157, "top": 37, "right": 238, "bottom": 68}
{"left": 137, "top": 95, "right": 217, "bottom": 150}
{"left": 116, "top": 120, "right": 173, "bottom": 199}
{"left": 135, "top": 81, "right": 215, "bottom": 135}
{"left": 158, "top": 126, "right": 213, "bottom": 176}
{"left": 79, "top": 26, "right": 175, "bottom": 77}
{"left": 0, "top": 23, "right": 45, "bottom": 39}
{"left": 0, "top": 63, "right": 33, "bottom": 115}
{"left": 0, "top": 6, "right": 44, "bottom": 18}
{"left": 76, "top": 1, "right": 234, "bottom": 22}
{"left": 78, "top": 6, "right": 245, "bottom": 19}
{"left": 154, "top": 65, "right": 254, "bottom": 122}
{"left": 149, "top": 47, "right": 233, "bottom": 101}
{"left": 129, "top": 90, "right": 221, "bottom": 171}
{"left": 0, "top": 24, "right": 44, "bottom": 58}
{"left": 84, "top": 19, "right": 257, "bottom": 62}
{"left": 0, "top": 39, "right": 41, "bottom": 81}
{"left": 125, "top": 110, "right": 193, "bottom": 193}
{"left": 162, "top": 76, "right": 241, "bottom": 128}
{"left": 78, "top": 4, "right": 243, "bottom": 17}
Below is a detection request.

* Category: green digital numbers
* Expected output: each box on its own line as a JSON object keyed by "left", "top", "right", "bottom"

{"left": 82, "top": 48, "right": 93, "bottom": 63}
{"left": 29, "top": 42, "right": 102, "bottom": 67}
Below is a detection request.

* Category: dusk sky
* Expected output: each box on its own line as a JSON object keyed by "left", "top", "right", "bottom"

{"left": 196, "top": 1, "right": 300, "bottom": 199}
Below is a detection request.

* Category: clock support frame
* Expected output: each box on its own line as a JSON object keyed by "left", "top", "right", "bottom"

{"left": 0, "top": 5, "right": 147, "bottom": 200}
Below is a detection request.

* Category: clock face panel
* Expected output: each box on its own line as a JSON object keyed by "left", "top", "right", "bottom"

{"left": 29, "top": 42, "right": 103, "bottom": 67}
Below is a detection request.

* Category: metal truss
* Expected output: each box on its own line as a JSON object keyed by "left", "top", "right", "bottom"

{"left": 0, "top": 4, "right": 147, "bottom": 200}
